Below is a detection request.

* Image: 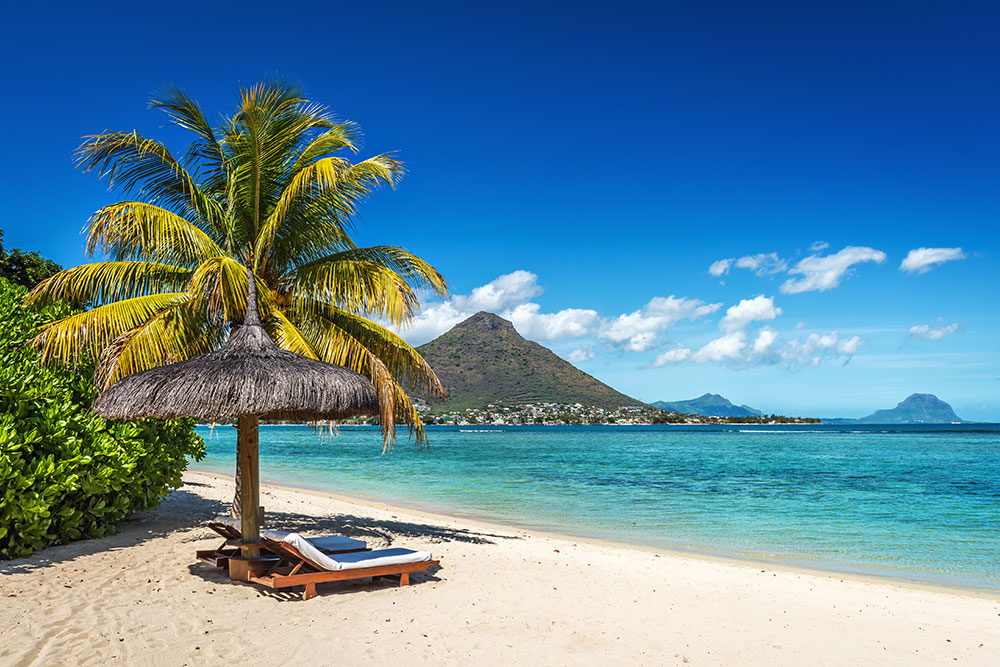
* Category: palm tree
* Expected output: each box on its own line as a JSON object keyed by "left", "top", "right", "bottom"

{"left": 27, "top": 81, "right": 447, "bottom": 454}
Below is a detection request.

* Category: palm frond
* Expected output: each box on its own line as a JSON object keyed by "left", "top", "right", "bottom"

{"left": 315, "top": 307, "right": 445, "bottom": 398}
{"left": 287, "top": 259, "right": 421, "bottom": 325}
{"left": 255, "top": 154, "right": 404, "bottom": 270}
{"left": 265, "top": 310, "right": 319, "bottom": 359}
{"left": 32, "top": 292, "right": 192, "bottom": 366}
{"left": 76, "top": 130, "right": 221, "bottom": 227}
{"left": 296, "top": 246, "right": 448, "bottom": 296}
{"left": 188, "top": 256, "right": 275, "bottom": 324}
{"left": 95, "top": 299, "right": 225, "bottom": 389}
{"left": 86, "top": 201, "right": 223, "bottom": 268}
{"left": 26, "top": 261, "right": 192, "bottom": 307}
{"left": 149, "top": 85, "right": 228, "bottom": 184}
{"left": 300, "top": 313, "right": 406, "bottom": 447}
{"left": 289, "top": 123, "right": 362, "bottom": 172}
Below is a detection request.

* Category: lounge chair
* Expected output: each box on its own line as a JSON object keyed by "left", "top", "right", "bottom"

{"left": 249, "top": 532, "right": 440, "bottom": 600}
{"left": 197, "top": 516, "right": 368, "bottom": 568}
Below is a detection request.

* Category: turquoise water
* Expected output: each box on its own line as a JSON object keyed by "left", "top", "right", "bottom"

{"left": 192, "top": 424, "right": 1000, "bottom": 590}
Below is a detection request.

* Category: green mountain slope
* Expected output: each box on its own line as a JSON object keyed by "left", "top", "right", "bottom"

{"left": 652, "top": 393, "right": 762, "bottom": 418}
{"left": 416, "top": 311, "right": 645, "bottom": 411}
{"left": 857, "top": 393, "right": 964, "bottom": 423}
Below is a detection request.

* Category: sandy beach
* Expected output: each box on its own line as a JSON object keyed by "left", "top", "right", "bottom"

{"left": 0, "top": 470, "right": 997, "bottom": 666}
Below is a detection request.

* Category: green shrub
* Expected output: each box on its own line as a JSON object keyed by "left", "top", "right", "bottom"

{"left": 0, "top": 277, "right": 204, "bottom": 558}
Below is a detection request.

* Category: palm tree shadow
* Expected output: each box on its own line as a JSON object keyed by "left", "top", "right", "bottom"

{"left": 260, "top": 509, "right": 514, "bottom": 548}
{"left": 3, "top": 482, "right": 516, "bottom": 576}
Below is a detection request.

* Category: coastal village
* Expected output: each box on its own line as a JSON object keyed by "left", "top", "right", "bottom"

{"left": 343, "top": 401, "right": 820, "bottom": 426}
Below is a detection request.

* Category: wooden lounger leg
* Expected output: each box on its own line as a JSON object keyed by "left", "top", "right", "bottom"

{"left": 399, "top": 572, "right": 410, "bottom": 586}
{"left": 304, "top": 583, "right": 317, "bottom": 601}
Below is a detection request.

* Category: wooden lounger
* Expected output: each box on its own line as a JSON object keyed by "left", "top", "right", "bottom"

{"left": 249, "top": 536, "right": 440, "bottom": 601}
{"left": 196, "top": 521, "right": 254, "bottom": 568}
{"left": 196, "top": 519, "right": 367, "bottom": 568}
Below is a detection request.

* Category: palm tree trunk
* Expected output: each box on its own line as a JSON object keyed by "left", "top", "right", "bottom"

{"left": 236, "top": 414, "right": 261, "bottom": 558}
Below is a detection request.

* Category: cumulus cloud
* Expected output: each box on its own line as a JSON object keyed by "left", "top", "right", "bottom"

{"left": 908, "top": 322, "right": 960, "bottom": 341}
{"left": 780, "top": 246, "right": 887, "bottom": 294}
{"left": 506, "top": 303, "right": 600, "bottom": 341}
{"left": 599, "top": 296, "right": 722, "bottom": 352}
{"left": 652, "top": 347, "right": 692, "bottom": 366}
{"left": 734, "top": 252, "right": 788, "bottom": 276}
{"left": 398, "top": 270, "right": 599, "bottom": 345}
{"left": 752, "top": 327, "right": 779, "bottom": 353}
{"left": 458, "top": 269, "right": 542, "bottom": 311}
{"left": 399, "top": 271, "right": 721, "bottom": 355}
{"left": 900, "top": 247, "right": 966, "bottom": 274}
{"left": 709, "top": 258, "right": 733, "bottom": 276}
{"left": 810, "top": 241, "right": 830, "bottom": 252}
{"left": 692, "top": 332, "right": 747, "bottom": 363}
{"left": 719, "top": 295, "right": 782, "bottom": 332}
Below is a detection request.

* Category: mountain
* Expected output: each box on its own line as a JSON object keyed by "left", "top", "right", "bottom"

{"left": 416, "top": 312, "right": 645, "bottom": 411}
{"left": 855, "top": 393, "right": 964, "bottom": 424}
{"left": 652, "top": 393, "right": 763, "bottom": 418}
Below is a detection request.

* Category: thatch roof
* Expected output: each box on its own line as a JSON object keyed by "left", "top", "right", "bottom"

{"left": 92, "top": 268, "right": 379, "bottom": 422}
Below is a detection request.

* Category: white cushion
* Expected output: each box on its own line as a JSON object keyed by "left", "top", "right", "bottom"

{"left": 214, "top": 519, "right": 367, "bottom": 554}
{"left": 281, "top": 532, "right": 432, "bottom": 572}
{"left": 261, "top": 529, "right": 366, "bottom": 553}
{"left": 307, "top": 535, "right": 368, "bottom": 552}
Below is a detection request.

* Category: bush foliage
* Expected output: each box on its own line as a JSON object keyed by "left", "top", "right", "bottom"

{"left": 0, "top": 277, "right": 204, "bottom": 558}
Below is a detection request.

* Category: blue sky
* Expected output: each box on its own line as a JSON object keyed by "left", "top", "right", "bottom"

{"left": 2, "top": 1, "right": 998, "bottom": 419}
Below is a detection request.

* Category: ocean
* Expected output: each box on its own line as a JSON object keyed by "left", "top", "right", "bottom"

{"left": 191, "top": 424, "right": 1000, "bottom": 590}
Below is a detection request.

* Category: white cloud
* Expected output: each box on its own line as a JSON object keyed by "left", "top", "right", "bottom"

{"left": 399, "top": 270, "right": 599, "bottom": 345}
{"left": 652, "top": 347, "right": 692, "bottom": 366}
{"left": 810, "top": 241, "right": 830, "bottom": 251}
{"left": 400, "top": 271, "right": 721, "bottom": 356}
{"left": 506, "top": 303, "right": 600, "bottom": 341}
{"left": 836, "top": 335, "right": 863, "bottom": 354}
{"left": 458, "top": 269, "right": 542, "bottom": 311}
{"left": 624, "top": 332, "right": 656, "bottom": 352}
{"left": 709, "top": 258, "right": 733, "bottom": 276}
{"left": 900, "top": 247, "right": 966, "bottom": 274}
{"left": 565, "top": 346, "right": 595, "bottom": 363}
{"left": 908, "top": 322, "right": 960, "bottom": 341}
{"left": 709, "top": 252, "right": 786, "bottom": 278}
{"left": 734, "top": 252, "right": 788, "bottom": 276}
{"left": 666, "top": 326, "right": 863, "bottom": 370}
{"left": 752, "top": 327, "right": 779, "bottom": 354}
{"left": 776, "top": 332, "right": 863, "bottom": 369}
{"left": 719, "top": 295, "right": 782, "bottom": 332}
{"left": 780, "top": 246, "right": 887, "bottom": 294}
{"left": 692, "top": 332, "right": 748, "bottom": 363}
{"left": 599, "top": 296, "right": 722, "bottom": 352}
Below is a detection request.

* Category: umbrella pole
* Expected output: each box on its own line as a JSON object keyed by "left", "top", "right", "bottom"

{"left": 237, "top": 414, "right": 261, "bottom": 558}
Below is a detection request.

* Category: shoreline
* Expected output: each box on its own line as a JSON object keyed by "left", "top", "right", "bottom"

{"left": 188, "top": 467, "right": 1000, "bottom": 600}
{"left": 3, "top": 469, "right": 998, "bottom": 664}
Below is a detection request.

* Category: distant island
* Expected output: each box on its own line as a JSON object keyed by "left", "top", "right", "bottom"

{"left": 652, "top": 393, "right": 762, "bottom": 418}
{"left": 826, "top": 393, "right": 965, "bottom": 424}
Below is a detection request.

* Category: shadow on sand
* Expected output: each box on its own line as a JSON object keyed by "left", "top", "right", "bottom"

{"left": 2, "top": 480, "right": 516, "bottom": 577}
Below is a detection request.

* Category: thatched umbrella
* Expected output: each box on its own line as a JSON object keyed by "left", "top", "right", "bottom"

{"left": 93, "top": 266, "right": 380, "bottom": 554}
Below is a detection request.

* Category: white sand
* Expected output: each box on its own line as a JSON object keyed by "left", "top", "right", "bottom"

{"left": 1, "top": 470, "right": 997, "bottom": 666}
